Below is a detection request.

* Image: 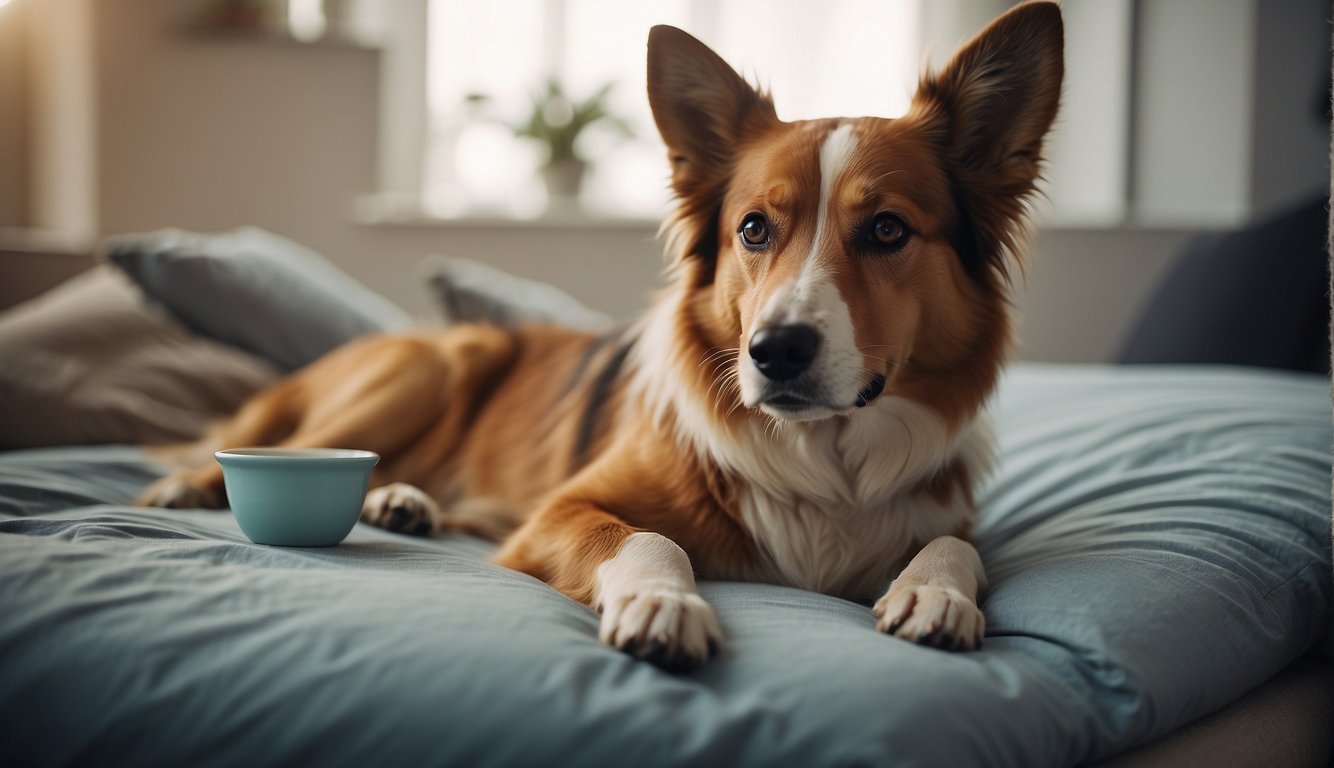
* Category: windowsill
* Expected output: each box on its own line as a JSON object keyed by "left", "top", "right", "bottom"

{"left": 350, "top": 195, "right": 660, "bottom": 231}
{"left": 1035, "top": 217, "right": 1230, "bottom": 234}
{"left": 177, "top": 25, "right": 382, "bottom": 52}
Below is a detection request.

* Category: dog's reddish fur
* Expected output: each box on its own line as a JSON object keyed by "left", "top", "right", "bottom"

{"left": 139, "top": 2, "right": 1064, "bottom": 668}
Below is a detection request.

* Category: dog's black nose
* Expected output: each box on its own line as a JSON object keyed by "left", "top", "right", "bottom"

{"left": 749, "top": 325, "right": 820, "bottom": 381}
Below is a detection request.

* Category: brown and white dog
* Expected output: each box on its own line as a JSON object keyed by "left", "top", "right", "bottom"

{"left": 139, "top": 2, "right": 1063, "bottom": 670}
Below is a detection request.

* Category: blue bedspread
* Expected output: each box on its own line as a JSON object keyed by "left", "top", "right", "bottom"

{"left": 1, "top": 364, "right": 1329, "bottom": 767}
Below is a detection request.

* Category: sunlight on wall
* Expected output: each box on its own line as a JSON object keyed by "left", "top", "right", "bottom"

{"left": 287, "top": 0, "right": 327, "bottom": 42}
{"left": 423, "top": 0, "right": 919, "bottom": 219}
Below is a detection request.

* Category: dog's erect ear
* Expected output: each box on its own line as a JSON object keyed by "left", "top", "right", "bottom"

{"left": 648, "top": 26, "right": 777, "bottom": 261}
{"left": 917, "top": 1, "right": 1064, "bottom": 191}
{"left": 910, "top": 1, "right": 1064, "bottom": 282}
{"left": 647, "top": 26, "right": 776, "bottom": 198}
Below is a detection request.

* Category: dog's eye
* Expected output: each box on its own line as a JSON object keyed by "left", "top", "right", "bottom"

{"left": 739, "top": 213, "right": 770, "bottom": 248}
{"left": 868, "top": 213, "right": 909, "bottom": 249}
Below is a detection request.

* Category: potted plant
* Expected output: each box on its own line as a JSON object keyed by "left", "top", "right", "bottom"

{"left": 468, "top": 79, "right": 634, "bottom": 205}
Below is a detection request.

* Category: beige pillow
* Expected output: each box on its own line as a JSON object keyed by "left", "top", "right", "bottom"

{"left": 0, "top": 266, "right": 279, "bottom": 449}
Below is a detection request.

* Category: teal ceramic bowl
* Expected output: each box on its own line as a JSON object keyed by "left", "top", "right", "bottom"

{"left": 215, "top": 448, "right": 379, "bottom": 547}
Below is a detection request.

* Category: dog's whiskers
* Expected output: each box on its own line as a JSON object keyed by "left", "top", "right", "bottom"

{"left": 699, "top": 347, "right": 740, "bottom": 368}
{"left": 725, "top": 390, "right": 748, "bottom": 420}
{"left": 706, "top": 366, "right": 740, "bottom": 405}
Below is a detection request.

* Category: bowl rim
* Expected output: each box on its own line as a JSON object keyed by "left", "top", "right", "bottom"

{"left": 215, "top": 448, "right": 380, "bottom": 463}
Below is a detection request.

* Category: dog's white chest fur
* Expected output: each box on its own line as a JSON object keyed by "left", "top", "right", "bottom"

{"left": 737, "top": 488, "right": 962, "bottom": 598}
{"left": 729, "top": 398, "right": 990, "bottom": 597}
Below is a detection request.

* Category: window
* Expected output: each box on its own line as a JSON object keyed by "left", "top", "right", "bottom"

{"left": 421, "top": 0, "right": 921, "bottom": 220}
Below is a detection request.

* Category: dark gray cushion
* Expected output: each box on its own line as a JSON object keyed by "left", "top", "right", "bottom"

{"left": 105, "top": 227, "right": 412, "bottom": 371}
{"left": 1118, "top": 194, "right": 1330, "bottom": 373}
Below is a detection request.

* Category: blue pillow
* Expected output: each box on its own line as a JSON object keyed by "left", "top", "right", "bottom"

{"left": 104, "top": 227, "right": 412, "bottom": 371}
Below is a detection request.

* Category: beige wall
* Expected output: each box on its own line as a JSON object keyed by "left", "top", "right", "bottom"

{"left": 0, "top": 0, "right": 29, "bottom": 228}
{"left": 1020, "top": 228, "right": 1190, "bottom": 362}
{"left": 28, "top": 0, "right": 97, "bottom": 236}
{"left": 93, "top": 1, "right": 383, "bottom": 293}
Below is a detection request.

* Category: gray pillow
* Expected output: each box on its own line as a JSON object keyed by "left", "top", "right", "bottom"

{"left": 423, "top": 255, "right": 613, "bottom": 331}
{"left": 105, "top": 227, "right": 412, "bottom": 371}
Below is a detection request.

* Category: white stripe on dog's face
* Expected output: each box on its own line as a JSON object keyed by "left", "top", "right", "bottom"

{"left": 742, "top": 124, "right": 865, "bottom": 421}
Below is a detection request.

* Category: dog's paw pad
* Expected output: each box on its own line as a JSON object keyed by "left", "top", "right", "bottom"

{"left": 136, "top": 477, "right": 224, "bottom": 509}
{"left": 598, "top": 589, "right": 723, "bottom": 670}
{"left": 361, "top": 483, "right": 440, "bottom": 536}
{"left": 873, "top": 583, "right": 984, "bottom": 651}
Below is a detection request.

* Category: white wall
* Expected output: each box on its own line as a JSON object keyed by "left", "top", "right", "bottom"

{"left": 1025, "top": 0, "right": 1329, "bottom": 229}
{"left": 1040, "top": 0, "right": 1134, "bottom": 226}
{"left": 1132, "top": 0, "right": 1255, "bottom": 226}
{"left": 918, "top": 0, "right": 1010, "bottom": 68}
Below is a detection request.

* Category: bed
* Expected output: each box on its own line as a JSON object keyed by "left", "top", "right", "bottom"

{"left": 0, "top": 229, "right": 1330, "bottom": 767}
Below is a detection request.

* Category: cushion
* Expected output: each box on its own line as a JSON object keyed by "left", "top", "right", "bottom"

{"left": 0, "top": 364, "right": 1327, "bottom": 766}
{"left": 104, "top": 227, "right": 413, "bottom": 371}
{"left": 423, "top": 255, "right": 613, "bottom": 330}
{"left": 0, "top": 267, "right": 279, "bottom": 450}
{"left": 1118, "top": 194, "right": 1331, "bottom": 373}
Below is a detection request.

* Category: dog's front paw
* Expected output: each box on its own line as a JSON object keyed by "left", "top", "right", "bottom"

{"left": 599, "top": 588, "right": 723, "bottom": 671}
{"left": 873, "top": 582, "right": 984, "bottom": 650}
{"left": 136, "top": 476, "right": 224, "bottom": 509}
{"left": 361, "top": 483, "right": 440, "bottom": 536}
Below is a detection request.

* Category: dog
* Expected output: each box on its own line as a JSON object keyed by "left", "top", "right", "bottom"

{"left": 139, "top": 1, "right": 1063, "bottom": 671}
